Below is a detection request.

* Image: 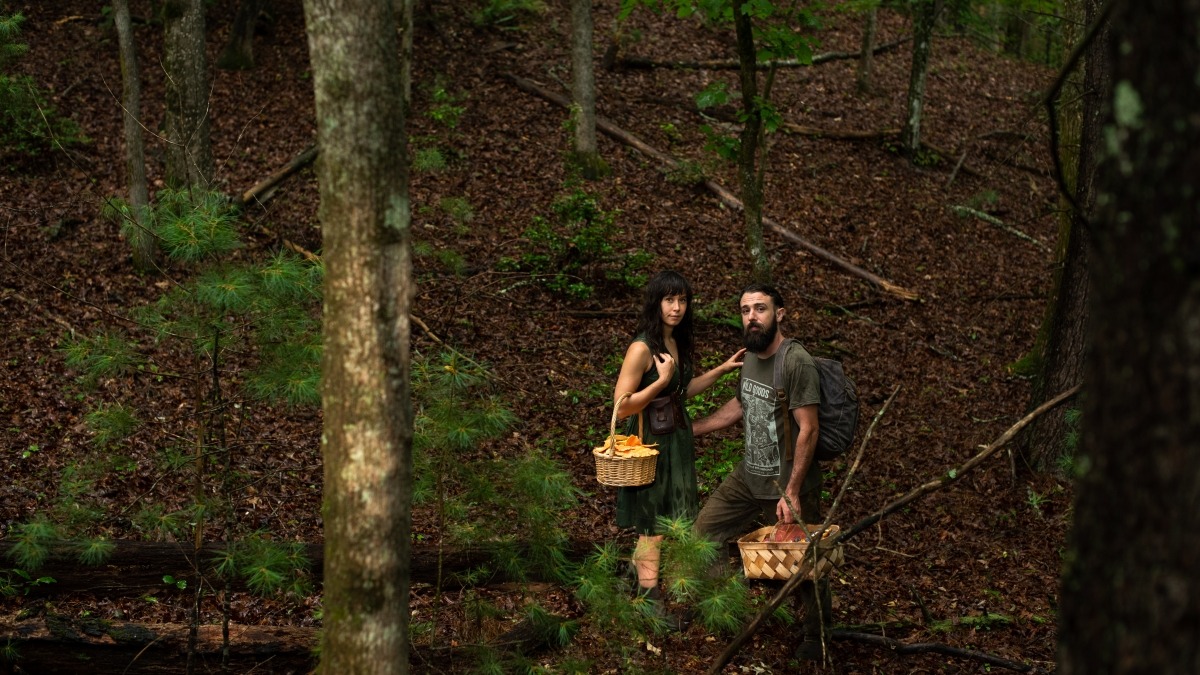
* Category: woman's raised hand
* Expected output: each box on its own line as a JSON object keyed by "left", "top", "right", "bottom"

{"left": 721, "top": 348, "right": 746, "bottom": 374}
{"left": 653, "top": 351, "right": 676, "bottom": 383}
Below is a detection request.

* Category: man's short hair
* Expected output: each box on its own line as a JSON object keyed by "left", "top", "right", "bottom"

{"left": 740, "top": 283, "right": 785, "bottom": 309}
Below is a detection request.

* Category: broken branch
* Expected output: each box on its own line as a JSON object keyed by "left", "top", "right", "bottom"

{"left": 613, "top": 37, "right": 911, "bottom": 70}
{"left": 709, "top": 386, "right": 900, "bottom": 673}
{"left": 709, "top": 383, "right": 1080, "bottom": 672}
{"left": 950, "top": 205, "right": 1050, "bottom": 252}
{"left": 238, "top": 143, "right": 318, "bottom": 208}
{"left": 502, "top": 74, "right": 919, "bottom": 301}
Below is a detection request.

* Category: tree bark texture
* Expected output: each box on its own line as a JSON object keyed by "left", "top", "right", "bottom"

{"left": 733, "top": 2, "right": 770, "bottom": 283}
{"left": 901, "top": 0, "right": 935, "bottom": 155}
{"left": 113, "top": 0, "right": 154, "bottom": 271}
{"left": 1024, "top": 0, "right": 1102, "bottom": 472}
{"left": 856, "top": 5, "right": 877, "bottom": 95}
{"left": 163, "top": 0, "right": 214, "bottom": 189}
{"left": 569, "top": 0, "right": 602, "bottom": 177}
{"left": 217, "top": 0, "right": 266, "bottom": 71}
{"left": 1059, "top": 0, "right": 1200, "bottom": 672}
{"left": 303, "top": 0, "right": 413, "bottom": 672}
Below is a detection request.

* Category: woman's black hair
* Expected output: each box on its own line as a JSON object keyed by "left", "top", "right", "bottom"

{"left": 634, "top": 270, "right": 695, "bottom": 371}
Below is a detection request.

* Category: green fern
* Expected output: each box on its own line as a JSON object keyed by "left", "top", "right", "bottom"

{"left": 6, "top": 517, "right": 59, "bottom": 570}
{"left": 85, "top": 403, "right": 139, "bottom": 447}
{"left": 75, "top": 538, "right": 116, "bottom": 566}
{"left": 152, "top": 188, "right": 242, "bottom": 262}
{"left": 62, "top": 332, "right": 144, "bottom": 385}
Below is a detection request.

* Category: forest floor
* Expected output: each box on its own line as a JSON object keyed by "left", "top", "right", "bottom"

{"left": 1, "top": 0, "right": 1073, "bottom": 673}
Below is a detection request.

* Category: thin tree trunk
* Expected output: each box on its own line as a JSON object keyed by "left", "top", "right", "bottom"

{"left": 569, "top": 0, "right": 605, "bottom": 178}
{"left": 1023, "top": 0, "right": 1100, "bottom": 472}
{"left": 112, "top": 0, "right": 154, "bottom": 271}
{"left": 733, "top": 1, "right": 770, "bottom": 283}
{"left": 163, "top": 0, "right": 214, "bottom": 189}
{"left": 901, "top": 0, "right": 936, "bottom": 156}
{"left": 856, "top": 4, "right": 878, "bottom": 95}
{"left": 304, "top": 0, "right": 413, "bottom": 671}
{"left": 217, "top": 0, "right": 265, "bottom": 70}
{"left": 1059, "top": 0, "right": 1200, "bottom": 671}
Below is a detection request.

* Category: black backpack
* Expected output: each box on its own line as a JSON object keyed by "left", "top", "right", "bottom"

{"left": 773, "top": 338, "right": 859, "bottom": 461}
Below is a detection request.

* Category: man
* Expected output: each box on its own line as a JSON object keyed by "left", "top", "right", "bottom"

{"left": 692, "top": 283, "right": 832, "bottom": 660}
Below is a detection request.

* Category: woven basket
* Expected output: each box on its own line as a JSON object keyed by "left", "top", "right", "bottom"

{"left": 737, "top": 524, "right": 843, "bottom": 581}
{"left": 593, "top": 392, "right": 658, "bottom": 487}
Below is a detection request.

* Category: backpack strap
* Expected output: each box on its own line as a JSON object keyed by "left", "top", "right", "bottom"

{"left": 774, "top": 338, "right": 795, "bottom": 454}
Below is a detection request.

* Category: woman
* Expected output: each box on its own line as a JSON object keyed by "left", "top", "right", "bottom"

{"left": 612, "top": 270, "right": 744, "bottom": 620}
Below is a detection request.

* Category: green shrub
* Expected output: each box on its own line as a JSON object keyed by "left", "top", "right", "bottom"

{"left": 509, "top": 189, "right": 651, "bottom": 299}
{"left": 0, "top": 12, "right": 87, "bottom": 158}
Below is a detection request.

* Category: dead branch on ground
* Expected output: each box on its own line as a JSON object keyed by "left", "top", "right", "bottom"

{"left": 709, "top": 383, "right": 1081, "bottom": 673}
{"left": 502, "top": 74, "right": 919, "bottom": 301}
{"left": 613, "top": 37, "right": 910, "bottom": 70}
{"left": 237, "top": 143, "right": 318, "bottom": 208}
{"left": 950, "top": 205, "right": 1050, "bottom": 252}
{"left": 833, "top": 631, "right": 1051, "bottom": 673}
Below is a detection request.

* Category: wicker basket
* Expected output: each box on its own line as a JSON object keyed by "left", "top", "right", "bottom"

{"left": 737, "top": 524, "right": 843, "bottom": 581}
{"left": 593, "top": 392, "right": 658, "bottom": 487}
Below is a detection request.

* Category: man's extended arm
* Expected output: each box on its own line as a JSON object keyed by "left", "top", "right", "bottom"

{"left": 777, "top": 404, "right": 818, "bottom": 524}
{"left": 692, "top": 397, "right": 742, "bottom": 437}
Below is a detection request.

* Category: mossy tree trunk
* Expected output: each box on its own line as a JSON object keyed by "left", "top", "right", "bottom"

{"left": 1022, "top": 0, "right": 1103, "bottom": 473}
{"left": 733, "top": 0, "right": 771, "bottom": 283}
{"left": 856, "top": 3, "right": 877, "bottom": 95}
{"left": 304, "top": 0, "right": 414, "bottom": 671}
{"left": 900, "top": 0, "right": 936, "bottom": 157}
{"left": 163, "top": 0, "right": 214, "bottom": 189}
{"left": 570, "top": 0, "right": 607, "bottom": 178}
{"left": 113, "top": 0, "right": 154, "bottom": 272}
{"left": 217, "top": 0, "right": 265, "bottom": 71}
{"left": 1059, "top": 1, "right": 1200, "bottom": 672}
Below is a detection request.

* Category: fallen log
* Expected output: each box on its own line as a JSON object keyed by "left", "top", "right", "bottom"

{"left": 1, "top": 611, "right": 570, "bottom": 673}
{"left": 0, "top": 539, "right": 596, "bottom": 597}
{"left": 0, "top": 615, "right": 315, "bottom": 674}
{"left": 504, "top": 74, "right": 918, "bottom": 301}
{"left": 613, "top": 37, "right": 911, "bottom": 70}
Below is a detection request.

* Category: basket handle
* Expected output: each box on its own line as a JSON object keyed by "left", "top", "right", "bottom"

{"left": 606, "top": 392, "right": 643, "bottom": 458}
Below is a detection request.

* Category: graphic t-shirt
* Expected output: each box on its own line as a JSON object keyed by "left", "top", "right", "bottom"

{"left": 736, "top": 342, "right": 821, "bottom": 499}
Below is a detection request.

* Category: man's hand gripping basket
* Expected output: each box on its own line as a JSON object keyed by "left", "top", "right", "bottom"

{"left": 592, "top": 392, "right": 659, "bottom": 487}
{"left": 737, "top": 524, "right": 844, "bottom": 581}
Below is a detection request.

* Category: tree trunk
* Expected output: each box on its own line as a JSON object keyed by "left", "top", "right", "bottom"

{"left": 217, "top": 0, "right": 265, "bottom": 71}
{"left": 1022, "top": 0, "right": 1102, "bottom": 473}
{"left": 112, "top": 0, "right": 154, "bottom": 272}
{"left": 1002, "top": 5, "right": 1030, "bottom": 58}
{"left": 856, "top": 4, "right": 877, "bottom": 95}
{"left": 163, "top": 0, "right": 214, "bottom": 189}
{"left": 1059, "top": 1, "right": 1200, "bottom": 672}
{"left": 901, "top": 0, "right": 936, "bottom": 157}
{"left": 569, "top": 0, "right": 606, "bottom": 178}
{"left": 733, "top": 1, "right": 770, "bottom": 283}
{"left": 303, "top": 0, "right": 413, "bottom": 671}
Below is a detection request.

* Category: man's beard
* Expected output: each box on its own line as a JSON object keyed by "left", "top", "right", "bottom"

{"left": 743, "top": 317, "right": 778, "bottom": 353}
